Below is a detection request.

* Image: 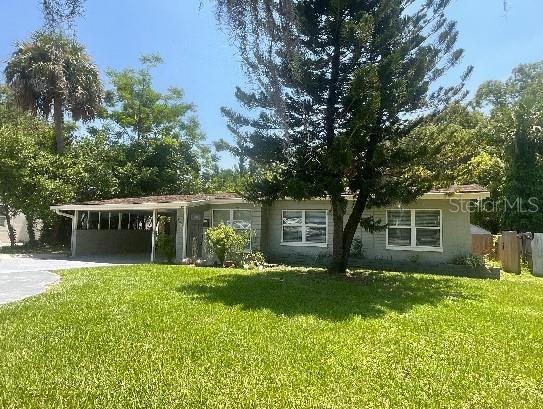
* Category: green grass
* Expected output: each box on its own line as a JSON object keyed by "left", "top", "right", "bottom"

{"left": 1, "top": 266, "right": 543, "bottom": 408}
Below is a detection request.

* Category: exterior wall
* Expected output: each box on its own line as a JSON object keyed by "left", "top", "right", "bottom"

{"left": 174, "top": 203, "right": 263, "bottom": 261}
{"left": 260, "top": 205, "right": 270, "bottom": 254}
{"left": 357, "top": 199, "right": 471, "bottom": 264}
{"left": 263, "top": 198, "right": 471, "bottom": 265}
{"left": 265, "top": 200, "right": 334, "bottom": 265}
{"left": 75, "top": 230, "right": 152, "bottom": 256}
{"left": 203, "top": 203, "right": 263, "bottom": 251}
{"left": 0, "top": 214, "right": 30, "bottom": 245}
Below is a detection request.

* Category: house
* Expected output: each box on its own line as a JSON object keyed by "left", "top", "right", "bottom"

{"left": 50, "top": 185, "right": 490, "bottom": 265}
{"left": 0, "top": 213, "right": 31, "bottom": 246}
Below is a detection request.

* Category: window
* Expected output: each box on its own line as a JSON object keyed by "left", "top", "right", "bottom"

{"left": 386, "top": 209, "right": 442, "bottom": 251}
{"left": 281, "top": 210, "right": 327, "bottom": 246}
{"left": 212, "top": 209, "right": 252, "bottom": 232}
{"left": 0, "top": 216, "right": 6, "bottom": 228}
{"left": 212, "top": 209, "right": 252, "bottom": 250}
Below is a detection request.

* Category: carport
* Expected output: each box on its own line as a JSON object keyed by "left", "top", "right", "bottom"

{"left": 52, "top": 199, "right": 186, "bottom": 262}
{"left": 51, "top": 193, "right": 245, "bottom": 262}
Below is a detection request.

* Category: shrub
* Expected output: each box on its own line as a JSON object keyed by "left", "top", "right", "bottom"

{"left": 453, "top": 254, "right": 486, "bottom": 269}
{"left": 205, "top": 224, "right": 250, "bottom": 266}
{"left": 350, "top": 237, "right": 363, "bottom": 258}
{"left": 156, "top": 232, "right": 176, "bottom": 263}
{"left": 240, "top": 251, "right": 266, "bottom": 269}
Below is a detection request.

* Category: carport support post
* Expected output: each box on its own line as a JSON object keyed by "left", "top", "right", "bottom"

{"left": 182, "top": 205, "right": 188, "bottom": 260}
{"left": 71, "top": 210, "right": 78, "bottom": 257}
{"left": 151, "top": 209, "right": 157, "bottom": 263}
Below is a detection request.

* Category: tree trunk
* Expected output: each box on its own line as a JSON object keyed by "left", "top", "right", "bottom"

{"left": 5, "top": 212, "right": 17, "bottom": 248}
{"left": 330, "top": 197, "right": 347, "bottom": 274}
{"left": 26, "top": 215, "right": 36, "bottom": 246}
{"left": 53, "top": 96, "right": 65, "bottom": 154}
{"left": 329, "top": 194, "right": 370, "bottom": 275}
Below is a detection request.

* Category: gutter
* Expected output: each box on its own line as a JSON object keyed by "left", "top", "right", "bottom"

{"left": 54, "top": 209, "right": 75, "bottom": 219}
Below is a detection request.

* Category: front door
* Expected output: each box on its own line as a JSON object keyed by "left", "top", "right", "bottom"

{"left": 187, "top": 211, "right": 204, "bottom": 258}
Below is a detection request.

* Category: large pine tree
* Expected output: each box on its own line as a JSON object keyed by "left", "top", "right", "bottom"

{"left": 217, "top": 0, "right": 472, "bottom": 274}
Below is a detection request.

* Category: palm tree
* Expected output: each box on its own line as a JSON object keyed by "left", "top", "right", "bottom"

{"left": 4, "top": 31, "right": 103, "bottom": 153}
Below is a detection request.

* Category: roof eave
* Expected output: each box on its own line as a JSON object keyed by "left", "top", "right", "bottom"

{"left": 50, "top": 192, "right": 490, "bottom": 212}
{"left": 50, "top": 202, "right": 188, "bottom": 212}
{"left": 421, "top": 192, "right": 491, "bottom": 200}
{"left": 49, "top": 197, "right": 249, "bottom": 212}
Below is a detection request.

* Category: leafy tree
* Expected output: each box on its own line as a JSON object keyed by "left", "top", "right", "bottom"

{"left": 67, "top": 131, "right": 121, "bottom": 201}
{"left": 414, "top": 62, "right": 543, "bottom": 233}
{"left": 216, "top": 0, "right": 471, "bottom": 274}
{"left": 204, "top": 167, "right": 248, "bottom": 193}
{"left": 4, "top": 31, "right": 103, "bottom": 153}
{"left": 101, "top": 55, "right": 212, "bottom": 196}
{"left": 0, "top": 87, "right": 74, "bottom": 245}
{"left": 474, "top": 62, "right": 543, "bottom": 232}
{"left": 411, "top": 104, "right": 506, "bottom": 233}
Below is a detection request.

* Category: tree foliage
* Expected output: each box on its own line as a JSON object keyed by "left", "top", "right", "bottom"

{"left": 411, "top": 103, "right": 506, "bottom": 233}
{"left": 97, "top": 55, "right": 213, "bottom": 197}
{"left": 411, "top": 62, "right": 543, "bottom": 233}
{"left": 42, "top": 0, "right": 86, "bottom": 33}
{"left": 0, "top": 87, "right": 75, "bottom": 244}
{"left": 216, "top": 0, "right": 471, "bottom": 274}
{"left": 204, "top": 167, "right": 249, "bottom": 194}
{"left": 473, "top": 62, "right": 543, "bottom": 232}
{"left": 4, "top": 31, "right": 102, "bottom": 153}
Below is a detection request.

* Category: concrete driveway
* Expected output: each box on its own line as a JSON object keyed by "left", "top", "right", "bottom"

{"left": 0, "top": 254, "right": 144, "bottom": 305}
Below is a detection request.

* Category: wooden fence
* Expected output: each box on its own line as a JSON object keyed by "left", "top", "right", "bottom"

{"left": 471, "top": 234, "right": 493, "bottom": 256}
{"left": 493, "top": 231, "right": 542, "bottom": 276}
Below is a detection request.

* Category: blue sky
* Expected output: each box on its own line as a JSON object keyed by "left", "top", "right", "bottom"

{"left": 1, "top": 0, "right": 542, "bottom": 168}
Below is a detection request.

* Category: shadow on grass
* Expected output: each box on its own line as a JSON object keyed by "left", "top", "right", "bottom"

{"left": 178, "top": 269, "right": 474, "bottom": 321}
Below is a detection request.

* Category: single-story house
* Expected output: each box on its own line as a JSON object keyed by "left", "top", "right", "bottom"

{"left": 50, "top": 184, "right": 490, "bottom": 265}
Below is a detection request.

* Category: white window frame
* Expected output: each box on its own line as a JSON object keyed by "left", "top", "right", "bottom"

{"left": 386, "top": 209, "right": 443, "bottom": 252}
{"left": 280, "top": 209, "right": 328, "bottom": 248}
{"left": 0, "top": 215, "right": 6, "bottom": 229}
{"left": 211, "top": 209, "right": 253, "bottom": 249}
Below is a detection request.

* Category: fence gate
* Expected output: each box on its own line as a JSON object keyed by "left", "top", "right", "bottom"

{"left": 532, "top": 233, "right": 543, "bottom": 277}
{"left": 501, "top": 231, "right": 521, "bottom": 274}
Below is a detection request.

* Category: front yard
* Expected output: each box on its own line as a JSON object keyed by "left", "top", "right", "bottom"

{"left": 1, "top": 265, "right": 542, "bottom": 408}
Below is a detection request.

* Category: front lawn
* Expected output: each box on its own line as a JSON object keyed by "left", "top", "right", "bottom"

{"left": 1, "top": 266, "right": 542, "bottom": 408}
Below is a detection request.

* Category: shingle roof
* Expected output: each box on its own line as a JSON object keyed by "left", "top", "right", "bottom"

{"left": 470, "top": 224, "right": 492, "bottom": 235}
{"left": 428, "top": 184, "right": 489, "bottom": 194}
{"left": 62, "top": 185, "right": 489, "bottom": 207}
{"left": 80, "top": 193, "right": 242, "bottom": 206}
